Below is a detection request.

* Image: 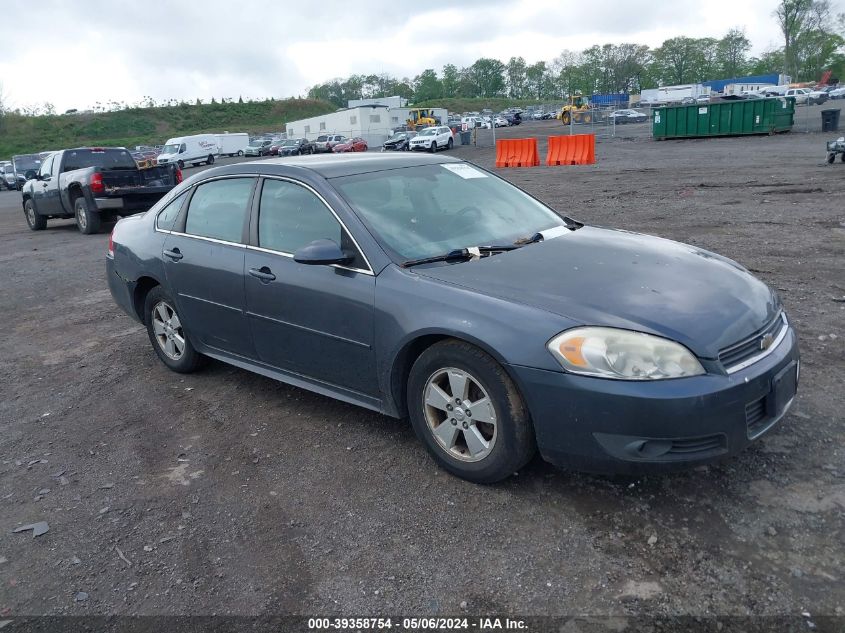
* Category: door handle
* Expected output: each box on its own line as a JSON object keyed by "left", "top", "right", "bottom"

{"left": 248, "top": 266, "right": 276, "bottom": 282}
{"left": 163, "top": 248, "right": 183, "bottom": 261}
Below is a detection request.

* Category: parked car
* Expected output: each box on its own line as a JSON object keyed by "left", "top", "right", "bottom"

{"left": 315, "top": 134, "right": 347, "bottom": 153}
{"left": 107, "top": 153, "right": 799, "bottom": 483}
{"left": 244, "top": 139, "right": 273, "bottom": 157}
{"left": 829, "top": 86, "right": 845, "bottom": 99}
{"left": 608, "top": 109, "right": 648, "bottom": 124}
{"left": 409, "top": 126, "right": 454, "bottom": 152}
{"left": 494, "top": 116, "right": 509, "bottom": 127}
{"left": 333, "top": 137, "right": 368, "bottom": 153}
{"left": 382, "top": 131, "right": 413, "bottom": 152}
{"left": 807, "top": 89, "right": 828, "bottom": 105}
{"left": 532, "top": 111, "right": 544, "bottom": 120}
{"left": 10, "top": 154, "right": 44, "bottom": 190}
{"left": 2, "top": 162, "right": 16, "bottom": 190}
{"left": 276, "top": 138, "right": 315, "bottom": 156}
{"left": 783, "top": 88, "right": 810, "bottom": 104}
{"left": 22, "top": 147, "right": 181, "bottom": 234}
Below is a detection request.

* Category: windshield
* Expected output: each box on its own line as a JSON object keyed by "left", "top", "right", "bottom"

{"left": 13, "top": 155, "right": 43, "bottom": 172}
{"left": 317, "top": 135, "right": 328, "bottom": 142}
{"left": 162, "top": 143, "right": 181, "bottom": 154}
{"left": 417, "top": 129, "right": 436, "bottom": 136}
{"left": 63, "top": 149, "right": 137, "bottom": 171}
{"left": 282, "top": 140, "right": 297, "bottom": 146}
{"left": 333, "top": 163, "right": 566, "bottom": 261}
{"left": 3, "top": 165, "right": 13, "bottom": 174}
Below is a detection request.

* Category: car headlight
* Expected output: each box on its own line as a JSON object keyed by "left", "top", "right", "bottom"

{"left": 547, "top": 327, "right": 705, "bottom": 380}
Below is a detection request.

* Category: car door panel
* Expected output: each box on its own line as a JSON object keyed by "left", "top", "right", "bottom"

{"left": 244, "top": 177, "right": 377, "bottom": 395}
{"left": 162, "top": 177, "right": 257, "bottom": 359}
{"left": 245, "top": 254, "right": 376, "bottom": 395}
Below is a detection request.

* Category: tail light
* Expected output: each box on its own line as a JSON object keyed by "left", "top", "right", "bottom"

{"left": 89, "top": 172, "right": 104, "bottom": 194}
{"left": 175, "top": 168, "right": 183, "bottom": 184}
{"left": 107, "top": 229, "right": 114, "bottom": 258}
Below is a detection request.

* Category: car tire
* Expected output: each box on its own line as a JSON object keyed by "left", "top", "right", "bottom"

{"left": 177, "top": 160, "right": 185, "bottom": 169}
{"left": 237, "top": 150, "right": 244, "bottom": 157}
{"left": 829, "top": 153, "right": 836, "bottom": 164}
{"left": 430, "top": 141, "right": 437, "bottom": 153}
{"left": 24, "top": 199, "right": 47, "bottom": 231}
{"left": 74, "top": 196, "right": 101, "bottom": 235}
{"left": 447, "top": 137, "right": 453, "bottom": 150}
{"left": 207, "top": 155, "right": 215, "bottom": 165}
{"left": 144, "top": 286, "right": 205, "bottom": 374}
{"left": 407, "top": 339, "right": 536, "bottom": 483}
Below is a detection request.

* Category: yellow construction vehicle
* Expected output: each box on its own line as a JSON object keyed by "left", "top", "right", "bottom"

{"left": 558, "top": 94, "right": 592, "bottom": 125}
{"left": 406, "top": 108, "right": 439, "bottom": 130}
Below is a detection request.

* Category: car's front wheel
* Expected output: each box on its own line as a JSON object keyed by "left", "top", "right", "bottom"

{"left": 144, "top": 286, "right": 205, "bottom": 373}
{"left": 430, "top": 141, "right": 437, "bottom": 153}
{"left": 408, "top": 339, "right": 536, "bottom": 483}
{"left": 24, "top": 199, "right": 47, "bottom": 231}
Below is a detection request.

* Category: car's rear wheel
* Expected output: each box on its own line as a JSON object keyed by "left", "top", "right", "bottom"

{"left": 237, "top": 150, "right": 244, "bottom": 157}
{"left": 207, "top": 155, "right": 215, "bottom": 165}
{"left": 177, "top": 160, "right": 185, "bottom": 169}
{"left": 447, "top": 137, "right": 453, "bottom": 150}
{"left": 829, "top": 153, "right": 837, "bottom": 164}
{"left": 24, "top": 199, "right": 46, "bottom": 231}
{"left": 144, "top": 286, "right": 205, "bottom": 373}
{"left": 407, "top": 339, "right": 536, "bottom": 483}
{"left": 74, "top": 197, "right": 101, "bottom": 234}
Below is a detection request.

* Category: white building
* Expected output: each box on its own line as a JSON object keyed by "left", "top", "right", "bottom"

{"left": 285, "top": 105, "right": 448, "bottom": 148}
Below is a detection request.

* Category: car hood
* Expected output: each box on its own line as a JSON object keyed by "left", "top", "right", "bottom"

{"left": 411, "top": 226, "right": 779, "bottom": 359}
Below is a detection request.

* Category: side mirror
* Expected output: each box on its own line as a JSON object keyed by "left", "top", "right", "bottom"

{"left": 293, "top": 239, "right": 352, "bottom": 266}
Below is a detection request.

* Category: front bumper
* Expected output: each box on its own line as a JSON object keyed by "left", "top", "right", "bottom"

{"left": 509, "top": 326, "right": 800, "bottom": 474}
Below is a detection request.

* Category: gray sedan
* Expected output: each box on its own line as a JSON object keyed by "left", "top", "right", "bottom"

{"left": 107, "top": 154, "right": 798, "bottom": 483}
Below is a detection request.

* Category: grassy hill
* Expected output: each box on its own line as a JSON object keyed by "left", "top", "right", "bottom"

{"left": 0, "top": 98, "right": 336, "bottom": 157}
{"left": 414, "top": 97, "right": 552, "bottom": 113}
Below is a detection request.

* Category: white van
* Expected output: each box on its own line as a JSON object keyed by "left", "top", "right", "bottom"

{"left": 215, "top": 132, "right": 249, "bottom": 157}
{"left": 157, "top": 134, "right": 219, "bottom": 168}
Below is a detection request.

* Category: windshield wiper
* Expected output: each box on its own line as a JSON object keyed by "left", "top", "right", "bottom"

{"left": 401, "top": 245, "right": 519, "bottom": 268}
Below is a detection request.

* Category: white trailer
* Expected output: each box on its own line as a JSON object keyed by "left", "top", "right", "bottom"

{"left": 640, "top": 84, "right": 709, "bottom": 105}
{"left": 215, "top": 133, "right": 249, "bottom": 157}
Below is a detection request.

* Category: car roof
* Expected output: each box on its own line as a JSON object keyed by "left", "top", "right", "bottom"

{"left": 203, "top": 152, "right": 463, "bottom": 179}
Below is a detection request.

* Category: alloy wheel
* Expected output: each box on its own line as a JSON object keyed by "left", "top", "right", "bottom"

{"left": 151, "top": 301, "right": 186, "bottom": 360}
{"left": 423, "top": 367, "right": 497, "bottom": 462}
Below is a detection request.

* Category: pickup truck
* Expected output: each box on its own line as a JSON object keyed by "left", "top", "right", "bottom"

{"left": 22, "top": 147, "right": 182, "bottom": 234}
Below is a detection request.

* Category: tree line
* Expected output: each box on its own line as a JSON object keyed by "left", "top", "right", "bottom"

{"left": 309, "top": 0, "right": 844, "bottom": 107}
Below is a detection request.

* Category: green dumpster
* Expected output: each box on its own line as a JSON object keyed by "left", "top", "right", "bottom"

{"left": 652, "top": 97, "right": 795, "bottom": 139}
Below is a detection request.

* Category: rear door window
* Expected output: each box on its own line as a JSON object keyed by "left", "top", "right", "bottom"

{"left": 156, "top": 192, "right": 187, "bottom": 231}
{"left": 184, "top": 178, "right": 255, "bottom": 243}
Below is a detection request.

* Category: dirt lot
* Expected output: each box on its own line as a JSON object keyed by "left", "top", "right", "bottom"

{"left": 0, "top": 112, "right": 843, "bottom": 626}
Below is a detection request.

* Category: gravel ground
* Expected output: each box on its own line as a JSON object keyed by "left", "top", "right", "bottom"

{"left": 0, "top": 111, "right": 843, "bottom": 625}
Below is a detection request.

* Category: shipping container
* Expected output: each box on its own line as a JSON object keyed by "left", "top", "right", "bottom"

{"left": 652, "top": 98, "right": 794, "bottom": 139}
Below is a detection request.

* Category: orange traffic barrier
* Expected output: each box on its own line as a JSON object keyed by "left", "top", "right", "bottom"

{"left": 546, "top": 134, "right": 596, "bottom": 166}
{"left": 495, "top": 138, "right": 540, "bottom": 168}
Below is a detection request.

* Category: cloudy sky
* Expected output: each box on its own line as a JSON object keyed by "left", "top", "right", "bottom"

{"left": 0, "top": 0, "right": 829, "bottom": 112}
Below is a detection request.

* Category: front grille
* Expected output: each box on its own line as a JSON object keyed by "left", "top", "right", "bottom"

{"left": 719, "top": 313, "right": 785, "bottom": 372}
{"left": 666, "top": 435, "right": 726, "bottom": 456}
